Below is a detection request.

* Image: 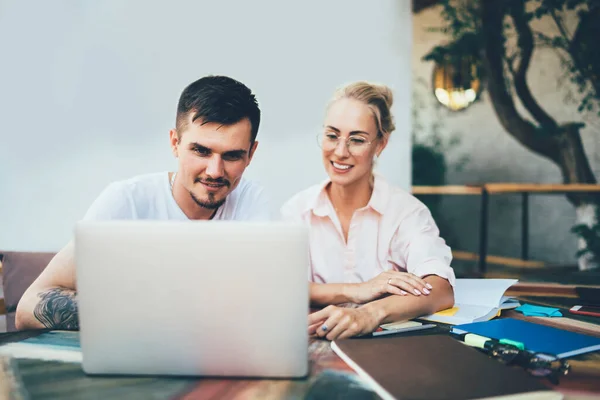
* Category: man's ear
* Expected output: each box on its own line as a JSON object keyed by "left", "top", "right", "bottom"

{"left": 247, "top": 141, "right": 259, "bottom": 165}
{"left": 169, "top": 129, "right": 179, "bottom": 157}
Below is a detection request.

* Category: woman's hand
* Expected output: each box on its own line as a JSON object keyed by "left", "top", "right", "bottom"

{"left": 349, "top": 271, "right": 433, "bottom": 304}
{"left": 308, "top": 305, "right": 381, "bottom": 340}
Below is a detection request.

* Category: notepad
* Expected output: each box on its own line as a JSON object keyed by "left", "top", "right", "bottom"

{"left": 379, "top": 320, "right": 423, "bottom": 330}
{"left": 331, "top": 334, "right": 554, "bottom": 400}
{"left": 452, "top": 318, "right": 600, "bottom": 359}
{"left": 420, "top": 279, "right": 520, "bottom": 325}
{"left": 435, "top": 307, "right": 459, "bottom": 316}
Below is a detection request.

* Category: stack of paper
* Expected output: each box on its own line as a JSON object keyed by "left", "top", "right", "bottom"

{"left": 0, "top": 331, "right": 81, "bottom": 363}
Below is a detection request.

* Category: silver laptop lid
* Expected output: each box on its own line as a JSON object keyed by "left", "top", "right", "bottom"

{"left": 75, "top": 220, "right": 309, "bottom": 378}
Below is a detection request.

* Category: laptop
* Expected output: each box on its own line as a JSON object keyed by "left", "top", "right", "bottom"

{"left": 74, "top": 220, "right": 309, "bottom": 378}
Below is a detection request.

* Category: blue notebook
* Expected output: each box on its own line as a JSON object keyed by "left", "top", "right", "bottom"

{"left": 451, "top": 318, "right": 600, "bottom": 359}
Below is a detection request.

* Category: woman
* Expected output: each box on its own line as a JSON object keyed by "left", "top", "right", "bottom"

{"left": 281, "top": 81, "right": 455, "bottom": 340}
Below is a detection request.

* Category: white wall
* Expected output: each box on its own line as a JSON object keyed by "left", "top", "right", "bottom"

{"left": 0, "top": 0, "right": 412, "bottom": 252}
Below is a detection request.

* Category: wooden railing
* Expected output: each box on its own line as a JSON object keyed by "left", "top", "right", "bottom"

{"left": 412, "top": 183, "right": 600, "bottom": 272}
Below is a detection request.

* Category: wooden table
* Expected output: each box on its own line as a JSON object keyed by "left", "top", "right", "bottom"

{"left": 2, "top": 291, "right": 600, "bottom": 399}
{"left": 0, "top": 332, "right": 369, "bottom": 400}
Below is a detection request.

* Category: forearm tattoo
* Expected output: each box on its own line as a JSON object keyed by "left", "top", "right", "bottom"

{"left": 33, "top": 288, "right": 79, "bottom": 330}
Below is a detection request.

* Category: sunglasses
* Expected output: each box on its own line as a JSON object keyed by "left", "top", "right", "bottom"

{"left": 487, "top": 343, "right": 570, "bottom": 385}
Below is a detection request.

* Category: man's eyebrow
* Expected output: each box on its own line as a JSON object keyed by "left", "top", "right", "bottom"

{"left": 189, "top": 143, "right": 247, "bottom": 157}
{"left": 325, "top": 125, "right": 370, "bottom": 136}
{"left": 223, "top": 149, "right": 248, "bottom": 157}
{"left": 189, "top": 143, "right": 211, "bottom": 152}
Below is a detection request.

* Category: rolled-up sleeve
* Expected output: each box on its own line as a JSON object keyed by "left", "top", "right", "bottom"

{"left": 390, "top": 206, "right": 456, "bottom": 287}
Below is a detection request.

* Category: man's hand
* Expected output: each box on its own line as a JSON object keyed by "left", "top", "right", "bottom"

{"left": 349, "top": 271, "right": 433, "bottom": 304}
{"left": 309, "top": 276, "right": 454, "bottom": 341}
{"left": 308, "top": 305, "right": 381, "bottom": 340}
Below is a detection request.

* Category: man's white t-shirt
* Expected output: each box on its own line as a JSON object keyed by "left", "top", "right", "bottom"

{"left": 82, "top": 172, "right": 271, "bottom": 221}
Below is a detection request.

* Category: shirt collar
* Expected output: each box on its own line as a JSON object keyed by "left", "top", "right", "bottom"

{"left": 305, "top": 173, "right": 389, "bottom": 217}
{"left": 308, "top": 178, "right": 334, "bottom": 217}
{"left": 368, "top": 173, "right": 389, "bottom": 215}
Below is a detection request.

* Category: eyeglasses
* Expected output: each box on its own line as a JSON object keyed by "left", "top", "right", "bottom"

{"left": 316, "top": 132, "right": 376, "bottom": 156}
{"left": 487, "top": 343, "right": 570, "bottom": 384}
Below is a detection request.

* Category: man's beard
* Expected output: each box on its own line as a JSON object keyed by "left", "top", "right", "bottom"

{"left": 190, "top": 177, "right": 230, "bottom": 210}
{"left": 190, "top": 191, "right": 226, "bottom": 210}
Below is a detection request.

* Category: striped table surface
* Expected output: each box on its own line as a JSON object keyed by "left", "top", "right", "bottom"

{"left": 2, "top": 296, "right": 600, "bottom": 400}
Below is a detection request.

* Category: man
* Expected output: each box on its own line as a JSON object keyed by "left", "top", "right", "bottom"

{"left": 16, "top": 75, "right": 269, "bottom": 330}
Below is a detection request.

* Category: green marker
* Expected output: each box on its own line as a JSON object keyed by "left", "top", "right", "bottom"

{"left": 499, "top": 338, "right": 525, "bottom": 350}
{"left": 463, "top": 334, "right": 526, "bottom": 351}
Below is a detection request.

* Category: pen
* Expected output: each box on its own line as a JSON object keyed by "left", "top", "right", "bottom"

{"left": 368, "top": 323, "right": 437, "bottom": 337}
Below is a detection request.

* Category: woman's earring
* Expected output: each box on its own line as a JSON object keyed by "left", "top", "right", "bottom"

{"left": 373, "top": 154, "right": 379, "bottom": 163}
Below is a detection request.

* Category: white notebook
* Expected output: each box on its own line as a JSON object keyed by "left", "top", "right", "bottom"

{"left": 420, "top": 279, "right": 520, "bottom": 325}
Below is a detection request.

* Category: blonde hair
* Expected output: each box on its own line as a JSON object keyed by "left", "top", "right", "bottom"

{"left": 328, "top": 81, "right": 396, "bottom": 137}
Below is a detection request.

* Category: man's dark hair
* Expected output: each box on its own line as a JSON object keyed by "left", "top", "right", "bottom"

{"left": 176, "top": 75, "right": 261, "bottom": 143}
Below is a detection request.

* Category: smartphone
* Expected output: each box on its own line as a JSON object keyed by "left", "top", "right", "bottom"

{"left": 569, "top": 305, "right": 600, "bottom": 317}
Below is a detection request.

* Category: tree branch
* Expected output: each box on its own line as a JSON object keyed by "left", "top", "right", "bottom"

{"left": 508, "top": 1, "right": 559, "bottom": 130}
{"left": 568, "top": 6, "right": 600, "bottom": 98}
{"left": 550, "top": 9, "right": 571, "bottom": 43}
{"left": 413, "top": 0, "right": 441, "bottom": 14}
{"left": 534, "top": 32, "right": 569, "bottom": 51}
{"left": 481, "top": 0, "right": 560, "bottom": 162}
{"left": 505, "top": 54, "right": 516, "bottom": 77}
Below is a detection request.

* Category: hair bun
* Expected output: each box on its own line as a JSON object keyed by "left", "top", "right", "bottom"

{"left": 328, "top": 81, "right": 396, "bottom": 136}
{"left": 376, "top": 85, "right": 394, "bottom": 108}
